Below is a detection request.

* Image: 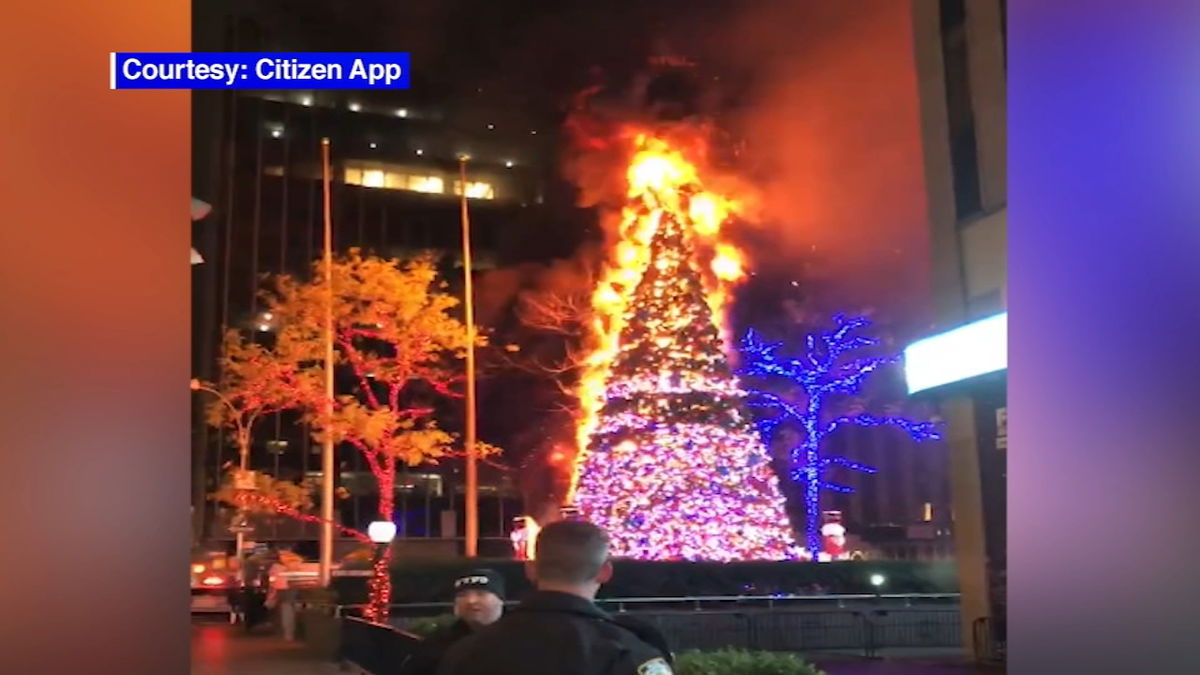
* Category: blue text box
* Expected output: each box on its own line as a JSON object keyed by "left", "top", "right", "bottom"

{"left": 110, "top": 53, "right": 411, "bottom": 90}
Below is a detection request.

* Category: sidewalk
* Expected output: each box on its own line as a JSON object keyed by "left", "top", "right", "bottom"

{"left": 191, "top": 622, "right": 341, "bottom": 675}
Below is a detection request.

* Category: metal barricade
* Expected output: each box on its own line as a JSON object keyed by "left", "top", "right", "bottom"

{"left": 339, "top": 616, "right": 423, "bottom": 674}
{"left": 621, "top": 606, "right": 959, "bottom": 656}
{"left": 333, "top": 593, "right": 964, "bottom": 664}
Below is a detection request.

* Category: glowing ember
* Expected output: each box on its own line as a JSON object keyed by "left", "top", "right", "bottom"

{"left": 711, "top": 243, "right": 744, "bottom": 281}
{"left": 568, "top": 132, "right": 798, "bottom": 561}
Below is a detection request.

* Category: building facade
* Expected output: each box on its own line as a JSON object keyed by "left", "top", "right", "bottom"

{"left": 908, "top": 0, "right": 1007, "bottom": 661}
{"left": 190, "top": 3, "right": 573, "bottom": 555}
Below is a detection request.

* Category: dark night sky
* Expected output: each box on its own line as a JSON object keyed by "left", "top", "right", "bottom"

{"left": 267, "top": 0, "right": 936, "bottom": 336}
{"left": 221, "top": 1, "right": 944, "bottom": 490}
{"left": 237, "top": 0, "right": 752, "bottom": 125}
{"left": 229, "top": 0, "right": 944, "bottom": 369}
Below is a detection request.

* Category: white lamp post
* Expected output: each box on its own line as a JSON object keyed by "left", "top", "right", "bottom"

{"left": 368, "top": 521, "right": 397, "bottom": 545}
{"left": 366, "top": 520, "right": 397, "bottom": 623}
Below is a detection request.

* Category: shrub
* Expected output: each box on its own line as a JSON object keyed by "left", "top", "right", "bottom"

{"left": 405, "top": 613, "right": 456, "bottom": 637}
{"left": 675, "top": 649, "right": 826, "bottom": 675}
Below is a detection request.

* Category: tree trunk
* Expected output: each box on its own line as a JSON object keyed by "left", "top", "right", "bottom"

{"left": 802, "top": 440, "right": 822, "bottom": 558}
{"left": 366, "top": 457, "right": 395, "bottom": 624}
{"left": 237, "top": 432, "right": 251, "bottom": 469}
{"left": 378, "top": 471, "right": 395, "bottom": 520}
{"left": 365, "top": 545, "right": 393, "bottom": 624}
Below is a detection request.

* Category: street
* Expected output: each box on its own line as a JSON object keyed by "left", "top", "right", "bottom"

{"left": 191, "top": 621, "right": 339, "bottom": 675}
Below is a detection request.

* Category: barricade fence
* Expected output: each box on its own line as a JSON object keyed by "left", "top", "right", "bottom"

{"left": 335, "top": 592, "right": 960, "bottom": 617}
{"left": 334, "top": 594, "right": 961, "bottom": 659}
{"left": 338, "top": 615, "right": 421, "bottom": 673}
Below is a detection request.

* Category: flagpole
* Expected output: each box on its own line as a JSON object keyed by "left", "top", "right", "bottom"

{"left": 459, "top": 158, "right": 479, "bottom": 558}
{"left": 319, "top": 137, "right": 336, "bottom": 586}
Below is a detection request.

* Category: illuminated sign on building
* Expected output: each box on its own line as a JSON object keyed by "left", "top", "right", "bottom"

{"left": 904, "top": 312, "right": 1007, "bottom": 394}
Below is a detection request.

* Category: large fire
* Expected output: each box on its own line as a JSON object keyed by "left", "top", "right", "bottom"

{"left": 568, "top": 132, "right": 751, "bottom": 500}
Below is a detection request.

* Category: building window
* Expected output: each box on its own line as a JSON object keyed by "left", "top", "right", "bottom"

{"left": 343, "top": 161, "right": 448, "bottom": 195}
{"left": 454, "top": 180, "right": 496, "bottom": 200}
{"left": 407, "top": 175, "right": 445, "bottom": 194}
{"left": 361, "top": 169, "right": 386, "bottom": 188}
{"left": 339, "top": 160, "right": 502, "bottom": 200}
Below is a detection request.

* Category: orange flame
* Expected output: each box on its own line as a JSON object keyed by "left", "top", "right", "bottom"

{"left": 711, "top": 243, "right": 745, "bottom": 282}
{"left": 568, "top": 132, "right": 753, "bottom": 499}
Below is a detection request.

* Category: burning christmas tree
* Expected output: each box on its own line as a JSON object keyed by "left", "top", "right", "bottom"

{"left": 570, "top": 133, "right": 799, "bottom": 561}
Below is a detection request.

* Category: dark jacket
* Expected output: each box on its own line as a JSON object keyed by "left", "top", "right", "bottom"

{"left": 438, "top": 591, "right": 673, "bottom": 675}
{"left": 610, "top": 614, "right": 673, "bottom": 666}
{"left": 401, "top": 619, "right": 475, "bottom": 675}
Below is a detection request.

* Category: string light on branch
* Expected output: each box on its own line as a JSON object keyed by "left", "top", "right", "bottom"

{"left": 739, "top": 314, "right": 942, "bottom": 558}
{"left": 233, "top": 491, "right": 371, "bottom": 544}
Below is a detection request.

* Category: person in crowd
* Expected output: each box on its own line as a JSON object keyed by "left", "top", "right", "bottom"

{"left": 239, "top": 549, "right": 270, "bottom": 632}
{"left": 438, "top": 521, "right": 674, "bottom": 675}
{"left": 266, "top": 549, "right": 298, "bottom": 640}
{"left": 225, "top": 555, "right": 246, "bottom": 626}
{"left": 400, "top": 569, "right": 507, "bottom": 674}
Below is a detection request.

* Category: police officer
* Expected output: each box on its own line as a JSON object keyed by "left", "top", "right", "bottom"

{"left": 400, "top": 569, "right": 506, "bottom": 675}
{"left": 438, "top": 520, "right": 674, "bottom": 675}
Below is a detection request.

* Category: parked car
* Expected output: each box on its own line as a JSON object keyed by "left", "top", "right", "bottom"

{"left": 191, "top": 550, "right": 235, "bottom": 616}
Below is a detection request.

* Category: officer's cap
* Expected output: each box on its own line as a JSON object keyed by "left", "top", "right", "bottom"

{"left": 452, "top": 568, "right": 505, "bottom": 600}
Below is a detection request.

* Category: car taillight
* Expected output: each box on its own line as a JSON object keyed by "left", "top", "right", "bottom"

{"left": 202, "top": 576, "right": 225, "bottom": 586}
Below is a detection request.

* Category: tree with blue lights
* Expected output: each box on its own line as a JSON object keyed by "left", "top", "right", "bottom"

{"left": 739, "top": 314, "right": 941, "bottom": 558}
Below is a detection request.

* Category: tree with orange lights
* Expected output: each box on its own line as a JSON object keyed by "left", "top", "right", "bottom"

{"left": 263, "top": 249, "right": 494, "bottom": 622}
{"left": 195, "top": 330, "right": 307, "bottom": 470}
{"left": 209, "top": 469, "right": 371, "bottom": 544}
{"left": 194, "top": 331, "right": 317, "bottom": 549}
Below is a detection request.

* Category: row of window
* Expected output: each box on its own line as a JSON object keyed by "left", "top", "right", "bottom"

{"left": 262, "top": 162, "right": 502, "bottom": 200}
{"left": 343, "top": 163, "right": 497, "bottom": 199}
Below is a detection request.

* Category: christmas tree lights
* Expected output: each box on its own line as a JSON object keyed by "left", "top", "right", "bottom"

{"left": 739, "top": 315, "right": 942, "bottom": 557}
{"left": 572, "top": 134, "right": 799, "bottom": 561}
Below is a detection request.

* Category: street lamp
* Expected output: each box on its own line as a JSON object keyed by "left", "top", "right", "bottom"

{"left": 368, "top": 521, "right": 397, "bottom": 545}
{"left": 366, "top": 520, "right": 397, "bottom": 623}
{"left": 190, "top": 379, "right": 251, "bottom": 469}
{"left": 192, "top": 378, "right": 255, "bottom": 567}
